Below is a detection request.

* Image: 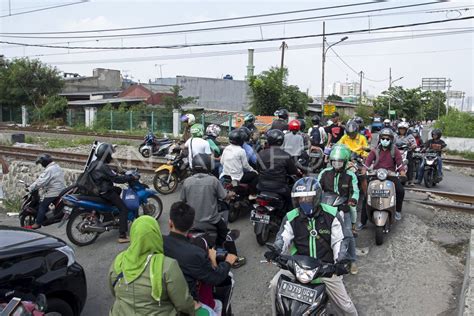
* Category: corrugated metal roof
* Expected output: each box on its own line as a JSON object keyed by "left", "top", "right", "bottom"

{"left": 67, "top": 97, "right": 146, "bottom": 106}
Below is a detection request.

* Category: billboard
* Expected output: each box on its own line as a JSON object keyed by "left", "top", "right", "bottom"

{"left": 421, "top": 78, "right": 446, "bottom": 91}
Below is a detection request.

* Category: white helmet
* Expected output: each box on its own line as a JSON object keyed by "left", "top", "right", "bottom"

{"left": 383, "top": 119, "right": 391, "bottom": 124}
{"left": 397, "top": 121, "right": 409, "bottom": 129}
{"left": 205, "top": 124, "right": 221, "bottom": 137}
{"left": 181, "top": 113, "right": 196, "bottom": 125}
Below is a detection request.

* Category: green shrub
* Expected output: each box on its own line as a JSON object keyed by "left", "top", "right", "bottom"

{"left": 435, "top": 110, "right": 474, "bottom": 138}
{"left": 2, "top": 197, "right": 22, "bottom": 213}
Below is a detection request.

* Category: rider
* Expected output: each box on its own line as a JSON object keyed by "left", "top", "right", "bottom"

{"left": 205, "top": 124, "right": 223, "bottom": 177}
{"left": 239, "top": 126, "right": 258, "bottom": 169}
{"left": 89, "top": 143, "right": 136, "bottom": 243}
{"left": 383, "top": 119, "right": 395, "bottom": 132}
{"left": 354, "top": 116, "right": 372, "bottom": 143}
{"left": 325, "top": 112, "right": 346, "bottom": 147}
{"left": 415, "top": 128, "right": 447, "bottom": 184}
{"left": 220, "top": 129, "right": 258, "bottom": 197}
{"left": 270, "top": 109, "right": 289, "bottom": 131}
{"left": 307, "top": 115, "right": 327, "bottom": 149}
{"left": 26, "top": 154, "right": 66, "bottom": 230}
{"left": 338, "top": 120, "right": 370, "bottom": 158}
{"left": 267, "top": 177, "right": 358, "bottom": 316}
{"left": 256, "top": 129, "right": 300, "bottom": 210}
{"left": 184, "top": 123, "right": 211, "bottom": 169}
{"left": 282, "top": 119, "right": 305, "bottom": 159}
{"left": 180, "top": 113, "right": 196, "bottom": 142}
{"left": 318, "top": 144, "right": 359, "bottom": 275}
{"left": 362, "top": 128, "right": 406, "bottom": 224}
{"left": 243, "top": 113, "right": 258, "bottom": 135}
{"left": 396, "top": 121, "right": 417, "bottom": 185}
{"left": 163, "top": 202, "right": 237, "bottom": 315}
{"left": 298, "top": 118, "right": 311, "bottom": 152}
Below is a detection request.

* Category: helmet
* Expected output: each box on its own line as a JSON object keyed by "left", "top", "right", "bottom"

{"left": 346, "top": 120, "right": 359, "bottom": 138}
{"left": 266, "top": 129, "right": 284, "bottom": 146}
{"left": 354, "top": 116, "right": 364, "bottom": 126}
{"left": 239, "top": 126, "right": 251, "bottom": 142}
{"left": 383, "top": 119, "right": 391, "bottom": 125}
{"left": 379, "top": 128, "right": 394, "bottom": 140}
{"left": 229, "top": 129, "right": 244, "bottom": 146}
{"left": 95, "top": 143, "right": 114, "bottom": 163}
{"left": 192, "top": 153, "right": 211, "bottom": 174}
{"left": 205, "top": 124, "right": 221, "bottom": 138}
{"left": 288, "top": 119, "right": 301, "bottom": 132}
{"left": 244, "top": 113, "right": 256, "bottom": 124}
{"left": 274, "top": 109, "right": 289, "bottom": 120}
{"left": 326, "top": 120, "right": 333, "bottom": 127}
{"left": 291, "top": 177, "right": 323, "bottom": 218}
{"left": 311, "top": 115, "right": 321, "bottom": 125}
{"left": 397, "top": 121, "right": 409, "bottom": 130}
{"left": 190, "top": 123, "right": 204, "bottom": 137}
{"left": 329, "top": 144, "right": 351, "bottom": 171}
{"left": 431, "top": 128, "right": 442, "bottom": 139}
{"left": 298, "top": 119, "right": 306, "bottom": 132}
{"left": 180, "top": 113, "right": 196, "bottom": 125}
{"left": 35, "top": 154, "right": 53, "bottom": 168}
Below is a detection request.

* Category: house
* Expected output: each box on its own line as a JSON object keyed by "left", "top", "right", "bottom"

{"left": 62, "top": 68, "right": 122, "bottom": 93}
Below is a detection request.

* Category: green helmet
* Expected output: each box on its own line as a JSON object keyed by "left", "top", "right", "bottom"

{"left": 190, "top": 123, "right": 204, "bottom": 137}
{"left": 329, "top": 144, "right": 351, "bottom": 170}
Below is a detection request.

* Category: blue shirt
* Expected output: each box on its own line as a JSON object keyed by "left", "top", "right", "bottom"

{"left": 242, "top": 142, "right": 257, "bottom": 165}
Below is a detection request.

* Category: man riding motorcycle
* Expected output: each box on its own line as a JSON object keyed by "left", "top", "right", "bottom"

{"left": 325, "top": 112, "right": 346, "bottom": 147}
{"left": 239, "top": 126, "right": 258, "bottom": 169}
{"left": 266, "top": 177, "right": 358, "bottom": 316}
{"left": 184, "top": 123, "right": 212, "bottom": 169}
{"left": 256, "top": 129, "right": 300, "bottom": 211}
{"left": 318, "top": 144, "right": 359, "bottom": 275}
{"left": 354, "top": 116, "right": 372, "bottom": 143}
{"left": 243, "top": 113, "right": 258, "bottom": 135}
{"left": 282, "top": 119, "right": 305, "bottom": 158}
{"left": 338, "top": 120, "right": 369, "bottom": 159}
{"left": 271, "top": 109, "right": 289, "bottom": 131}
{"left": 298, "top": 119, "right": 310, "bottom": 152}
{"left": 415, "top": 128, "right": 447, "bottom": 184}
{"left": 396, "top": 121, "right": 417, "bottom": 185}
{"left": 26, "top": 154, "right": 66, "bottom": 230}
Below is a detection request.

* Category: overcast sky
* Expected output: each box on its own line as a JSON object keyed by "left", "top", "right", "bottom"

{"left": 1, "top": 0, "right": 473, "bottom": 98}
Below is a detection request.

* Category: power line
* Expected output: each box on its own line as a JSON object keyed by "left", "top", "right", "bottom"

{"left": 1, "top": 16, "right": 472, "bottom": 50}
{"left": 0, "top": 1, "right": 88, "bottom": 19}
{"left": 0, "top": 2, "right": 444, "bottom": 39}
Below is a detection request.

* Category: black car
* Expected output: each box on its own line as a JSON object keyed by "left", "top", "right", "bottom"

{"left": 0, "top": 226, "right": 87, "bottom": 315}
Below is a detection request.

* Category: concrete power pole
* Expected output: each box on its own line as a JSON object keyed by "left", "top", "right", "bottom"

{"left": 388, "top": 67, "right": 392, "bottom": 118}
{"left": 446, "top": 78, "right": 452, "bottom": 115}
{"left": 321, "top": 21, "right": 326, "bottom": 116}
{"left": 280, "top": 41, "right": 288, "bottom": 70}
{"left": 359, "top": 71, "right": 363, "bottom": 105}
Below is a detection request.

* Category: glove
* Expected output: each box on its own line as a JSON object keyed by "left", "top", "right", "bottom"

{"left": 335, "top": 262, "right": 350, "bottom": 276}
{"left": 348, "top": 198, "right": 357, "bottom": 206}
{"left": 264, "top": 251, "right": 278, "bottom": 262}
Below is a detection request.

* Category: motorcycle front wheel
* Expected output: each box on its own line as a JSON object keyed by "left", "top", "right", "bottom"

{"left": 424, "top": 169, "right": 434, "bottom": 188}
{"left": 153, "top": 170, "right": 179, "bottom": 194}
{"left": 256, "top": 224, "right": 270, "bottom": 246}
{"left": 375, "top": 226, "right": 384, "bottom": 245}
{"left": 228, "top": 205, "right": 240, "bottom": 223}
{"left": 19, "top": 213, "right": 35, "bottom": 227}
{"left": 139, "top": 195, "right": 163, "bottom": 220}
{"left": 66, "top": 210, "right": 100, "bottom": 246}
{"left": 139, "top": 144, "right": 151, "bottom": 158}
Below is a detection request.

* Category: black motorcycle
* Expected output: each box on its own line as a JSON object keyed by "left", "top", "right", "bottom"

{"left": 138, "top": 132, "right": 173, "bottom": 158}
{"left": 18, "top": 181, "right": 77, "bottom": 227}
{"left": 222, "top": 176, "right": 252, "bottom": 223}
{"left": 421, "top": 151, "right": 442, "bottom": 188}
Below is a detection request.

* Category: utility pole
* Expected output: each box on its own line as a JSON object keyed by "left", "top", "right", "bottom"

{"left": 280, "top": 41, "right": 288, "bottom": 70}
{"left": 461, "top": 91, "right": 465, "bottom": 112}
{"left": 388, "top": 67, "right": 392, "bottom": 119}
{"left": 321, "top": 21, "right": 326, "bottom": 116}
{"left": 445, "top": 78, "right": 452, "bottom": 115}
{"left": 359, "top": 71, "right": 363, "bottom": 105}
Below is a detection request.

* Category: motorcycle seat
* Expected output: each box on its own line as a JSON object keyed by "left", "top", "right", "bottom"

{"left": 71, "top": 194, "right": 109, "bottom": 204}
{"left": 258, "top": 191, "right": 282, "bottom": 200}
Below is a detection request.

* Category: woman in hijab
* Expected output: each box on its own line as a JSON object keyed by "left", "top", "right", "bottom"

{"left": 109, "top": 215, "right": 195, "bottom": 316}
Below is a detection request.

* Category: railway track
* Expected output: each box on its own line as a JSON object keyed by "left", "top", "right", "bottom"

{"left": 407, "top": 187, "right": 474, "bottom": 212}
{"left": 0, "top": 145, "right": 165, "bottom": 174}
{"left": 443, "top": 158, "right": 474, "bottom": 168}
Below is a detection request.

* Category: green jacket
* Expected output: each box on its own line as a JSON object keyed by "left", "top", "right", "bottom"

{"left": 109, "top": 256, "right": 195, "bottom": 316}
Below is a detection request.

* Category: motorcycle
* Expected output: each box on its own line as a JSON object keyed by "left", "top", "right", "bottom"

{"left": 153, "top": 145, "right": 190, "bottom": 195}
{"left": 222, "top": 176, "right": 252, "bottom": 223}
{"left": 395, "top": 140, "right": 410, "bottom": 185}
{"left": 61, "top": 170, "right": 163, "bottom": 246}
{"left": 421, "top": 151, "right": 442, "bottom": 188}
{"left": 412, "top": 147, "right": 424, "bottom": 181}
{"left": 366, "top": 168, "right": 404, "bottom": 245}
{"left": 18, "top": 182, "right": 77, "bottom": 228}
{"left": 138, "top": 132, "right": 173, "bottom": 158}
{"left": 308, "top": 146, "right": 325, "bottom": 174}
{"left": 264, "top": 244, "right": 346, "bottom": 315}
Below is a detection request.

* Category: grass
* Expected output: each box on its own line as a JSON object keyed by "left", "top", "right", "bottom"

{"left": 25, "top": 136, "right": 95, "bottom": 148}
{"left": 1, "top": 197, "right": 22, "bottom": 213}
{"left": 446, "top": 150, "right": 474, "bottom": 161}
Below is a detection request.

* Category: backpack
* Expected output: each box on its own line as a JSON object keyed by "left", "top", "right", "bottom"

{"left": 310, "top": 127, "right": 322, "bottom": 146}
{"left": 76, "top": 166, "right": 100, "bottom": 196}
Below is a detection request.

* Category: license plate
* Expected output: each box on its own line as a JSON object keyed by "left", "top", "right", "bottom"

{"left": 250, "top": 210, "right": 270, "bottom": 224}
{"left": 165, "top": 154, "right": 175, "bottom": 160}
{"left": 371, "top": 189, "right": 390, "bottom": 198}
{"left": 309, "top": 152, "right": 322, "bottom": 158}
{"left": 279, "top": 280, "right": 318, "bottom": 305}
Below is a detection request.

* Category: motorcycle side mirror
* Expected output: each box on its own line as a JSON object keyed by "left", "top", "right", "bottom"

{"left": 18, "top": 180, "right": 25, "bottom": 184}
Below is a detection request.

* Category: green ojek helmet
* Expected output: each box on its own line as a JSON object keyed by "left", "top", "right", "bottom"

{"left": 190, "top": 123, "right": 204, "bottom": 137}
{"left": 329, "top": 144, "right": 351, "bottom": 171}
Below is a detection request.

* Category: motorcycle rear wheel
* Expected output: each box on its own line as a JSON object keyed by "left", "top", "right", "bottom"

{"left": 139, "top": 195, "right": 163, "bottom": 220}
{"left": 375, "top": 226, "right": 384, "bottom": 245}
{"left": 153, "top": 170, "right": 178, "bottom": 195}
{"left": 66, "top": 210, "right": 100, "bottom": 246}
{"left": 20, "top": 213, "right": 36, "bottom": 227}
{"left": 256, "top": 224, "right": 270, "bottom": 246}
{"left": 228, "top": 206, "right": 240, "bottom": 223}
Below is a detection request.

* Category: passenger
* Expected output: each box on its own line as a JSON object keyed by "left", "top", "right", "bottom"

{"left": 26, "top": 154, "right": 66, "bottom": 230}
{"left": 415, "top": 128, "right": 447, "bottom": 184}
{"left": 267, "top": 177, "right": 358, "bottom": 316}
{"left": 354, "top": 116, "right": 372, "bottom": 143}
{"left": 164, "top": 202, "right": 237, "bottom": 315}
{"left": 282, "top": 119, "right": 305, "bottom": 158}
{"left": 396, "top": 121, "right": 417, "bottom": 185}
{"left": 298, "top": 119, "right": 311, "bottom": 152}
{"left": 270, "top": 109, "right": 289, "bottom": 132}
{"left": 325, "top": 112, "right": 346, "bottom": 147}
{"left": 239, "top": 126, "right": 258, "bottom": 169}
{"left": 307, "top": 115, "right": 327, "bottom": 149}
{"left": 338, "top": 120, "right": 370, "bottom": 158}
{"left": 184, "top": 124, "right": 211, "bottom": 169}
{"left": 109, "top": 215, "right": 195, "bottom": 316}
{"left": 204, "top": 124, "right": 223, "bottom": 177}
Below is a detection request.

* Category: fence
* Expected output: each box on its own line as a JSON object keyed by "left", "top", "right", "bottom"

{"left": 0, "top": 105, "right": 22, "bottom": 124}
{"left": 201, "top": 112, "right": 234, "bottom": 136}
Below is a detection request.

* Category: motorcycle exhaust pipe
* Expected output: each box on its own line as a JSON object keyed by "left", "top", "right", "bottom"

{"left": 83, "top": 221, "right": 116, "bottom": 233}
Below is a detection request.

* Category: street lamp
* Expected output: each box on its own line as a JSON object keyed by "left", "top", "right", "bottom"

{"left": 388, "top": 76, "right": 404, "bottom": 119}
{"left": 321, "top": 23, "right": 348, "bottom": 116}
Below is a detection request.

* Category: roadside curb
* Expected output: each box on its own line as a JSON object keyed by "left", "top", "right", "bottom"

{"left": 458, "top": 218, "right": 474, "bottom": 315}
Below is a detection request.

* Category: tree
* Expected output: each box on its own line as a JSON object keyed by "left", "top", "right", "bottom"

{"left": 326, "top": 94, "right": 342, "bottom": 102}
{"left": 162, "top": 85, "right": 197, "bottom": 111}
{"left": 355, "top": 104, "right": 374, "bottom": 126}
{"left": 0, "top": 58, "right": 63, "bottom": 109}
{"left": 248, "top": 67, "right": 308, "bottom": 116}
{"left": 422, "top": 90, "right": 446, "bottom": 121}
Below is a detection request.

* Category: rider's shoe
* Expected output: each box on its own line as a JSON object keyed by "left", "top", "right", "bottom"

{"left": 395, "top": 211, "right": 402, "bottom": 221}
{"left": 350, "top": 262, "right": 359, "bottom": 275}
{"left": 356, "top": 223, "right": 366, "bottom": 231}
{"left": 118, "top": 234, "right": 130, "bottom": 243}
{"left": 232, "top": 256, "right": 246, "bottom": 269}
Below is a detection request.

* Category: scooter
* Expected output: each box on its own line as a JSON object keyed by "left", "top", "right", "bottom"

{"left": 138, "top": 132, "right": 173, "bottom": 158}
{"left": 421, "top": 151, "right": 442, "bottom": 188}
{"left": 395, "top": 140, "right": 410, "bottom": 185}
{"left": 153, "top": 145, "right": 190, "bottom": 195}
{"left": 264, "top": 244, "right": 347, "bottom": 315}
{"left": 18, "top": 182, "right": 77, "bottom": 228}
{"left": 61, "top": 170, "right": 163, "bottom": 246}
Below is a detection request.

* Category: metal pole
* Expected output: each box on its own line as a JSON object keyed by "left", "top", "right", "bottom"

{"left": 130, "top": 111, "right": 133, "bottom": 131}
{"left": 461, "top": 92, "right": 465, "bottom": 111}
{"left": 388, "top": 67, "right": 392, "bottom": 118}
{"left": 151, "top": 111, "right": 154, "bottom": 133}
{"left": 445, "top": 78, "right": 451, "bottom": 115}
{"left": 110, "top": 110, "right": 113, "bottom": 130}
{"left": 321, "top": 21, "right": 326, "bottom": 116}
{"left": 280, "top": 41, "right": 287, "bottom": 70}
{"left": 359, "top": 71, "right": 363, "bottom": 105}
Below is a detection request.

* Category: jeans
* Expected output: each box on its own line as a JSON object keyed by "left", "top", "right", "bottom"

{"left": 417, "top": 156, "right": 443, "bottom": 182}
{"left": 406, "top": 150, "right": 414, "bottom": 182}
{"left": 341, "top": 211, "right": 356, "bottom": 263}
{"left": 101, "top": 187, "right": 129, "bottom": 236}
{"left": 36, "top": 196, "right": 57, "bottom": 225}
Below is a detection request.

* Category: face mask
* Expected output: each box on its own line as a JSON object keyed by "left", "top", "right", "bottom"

{"left": 332, "top": 160, "right": 344, "bottom": 170}
{"left": 380, "top": 139, "right": 391, "bottom": 147}
{"left": 299, "top": 202, "right": 314, "bottom": 217}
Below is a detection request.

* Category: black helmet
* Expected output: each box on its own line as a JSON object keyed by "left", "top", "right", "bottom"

{"left": 274, "top": 109, "right": 289, "bottom": 120}
{"left": 431, "top": 128, "right": 442, "bottom": 139}
{"left": 95, "top": 142, "right": 114, "bottom": 163}
{"left": 291, "top": 177, "right": 323, "bottom": 218}
{"left": 239, "top": 126, "right": 251, "bottom": 142}
{"left": 346, "top": 120, "right": 359, "bottom": 138}
{"left": 311, "top": 115, "right": 321, "bottom": 125}
{"left": 35, "top": 154, "right": 53, "bottom": 168}
{"left": 298, "top": 119, "right": 306, "bottom": 132}
{"left": 192, "top": 153, "right": 211, "bottom": 174}
{"left": 229, "top": 129, "right": 244, "bottom": 146}
{"left": 266, "top": 129, "right": 284, "bottom": 146}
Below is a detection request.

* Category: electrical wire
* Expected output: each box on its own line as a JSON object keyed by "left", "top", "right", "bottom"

{"left": 1, "top": 16, "right": 472, "bottom": 50}
{"left": 0, "top": 1, "right": 88, "bottom": 19}
{"left": 0, "top": 2, "right": 443, "bottom": 39}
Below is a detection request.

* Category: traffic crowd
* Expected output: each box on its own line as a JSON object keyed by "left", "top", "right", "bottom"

{"left": 22, "top": 109, "right": 448, "bottom": 315}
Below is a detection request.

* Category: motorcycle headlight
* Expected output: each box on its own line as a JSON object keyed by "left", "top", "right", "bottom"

{"left": 377, "top": 169, "right": 388, "bottom": 181}
{"left": 295, "top": 263, "right": 317, "bottom": 284}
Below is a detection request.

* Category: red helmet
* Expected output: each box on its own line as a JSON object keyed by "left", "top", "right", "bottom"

{"left": 288, "top": 119, "right": 301, "bottom": 132}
